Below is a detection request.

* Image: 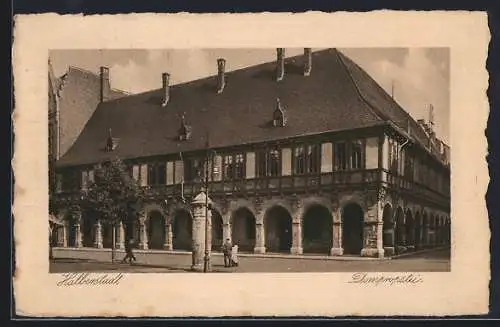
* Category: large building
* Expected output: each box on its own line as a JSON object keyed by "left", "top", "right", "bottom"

{"left": 51, "top": 48, "right": 451, "bottom": 258}
{"left": 48, "top": 61, "right": 128, "bottom": 194}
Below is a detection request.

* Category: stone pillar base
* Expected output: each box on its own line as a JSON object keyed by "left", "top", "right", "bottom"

{"left": 254, "top": 246, "right": 266, "bottom": 254}
{"left": 138, "top": 242, "right": 148, "bottom": 250}
{"left": 115, "top": 242, "right": 125, "bottom": 250}
{"left": 94, "top": 243, "right": 103, "bottom": 249}
{"left": 361, "top": 247, "right": 384, "bottom": 258}
{"left": 290, "top": 246, "right": 303, "bottom": 255}
{"left": 330, "top": 247, "right": 343, "bottom": 256}
{"left": 163, "top": 243, "right": 173, "bottom": 251}
{"left": 384, "top": 246, "right": 395, "bottom": 256}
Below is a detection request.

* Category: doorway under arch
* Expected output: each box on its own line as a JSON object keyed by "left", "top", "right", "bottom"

{"left": 405, "top": 210, "right": 414, "bottom": 249}
{"left": 264, "top": 206, "right": 293, "bottom": 253}
{"left": 211, "top": 210, "right": 223, "bottom": 251}
{"left": 382, "top": 204, "right": 394, "bottom": 249}
{"left": 101, "top": 223, "right": 113, "bottom": 249}
{"left": 341, "top": 203, "right": 364, "bottom": 255}
{"left": 81, "top": 210, "right": 97, "bottom": 247}
{"left": 231, "top": 207, "right": 256, "bottom": 252}
{"left": 422, "top": 213, "right": 429, "bottom": 247}
{"left": 148, "top": 210, "right": 165, "bottom": 250}
{"left": 302, "top": 204, "right": 333, "bottom": 254}
{"left": 394, "top": 207, "right": 405, "bottom": 249}
{"left": 414, "top": 212, "right": 422, "bottom": 249}
{"left": 172, "top": 209, "right": 193, "bottom": 251}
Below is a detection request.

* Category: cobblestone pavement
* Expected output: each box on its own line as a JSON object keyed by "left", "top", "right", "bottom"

{"left": 50, "top": 248, "right": 450, "bottom": 273}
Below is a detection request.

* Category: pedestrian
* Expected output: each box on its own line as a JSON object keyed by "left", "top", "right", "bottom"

{"left": 122, "top": 238, "right": 137, "bottom": 264}
{"left": 230, "top": 242, "right": 239, "bottom": 267}
{"left": 221, "top": 238, "right": 232, "bottom": 268}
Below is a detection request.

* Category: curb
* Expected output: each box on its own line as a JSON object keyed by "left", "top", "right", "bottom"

{"left": 53, "top": 246, "right": 450, "bottom": 262}
{"left": 389, "top": 246, "right": 450, "bottom": 259}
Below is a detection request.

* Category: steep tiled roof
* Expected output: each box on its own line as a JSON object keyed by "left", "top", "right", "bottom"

{"left": 55, "top": 66, "right": 128, "bottom": 157}
{"left": 56, "top": 49, "right": 430, "bottom": 168}
{"left": 336, "top": 52, "right": 431, "bottom": 149}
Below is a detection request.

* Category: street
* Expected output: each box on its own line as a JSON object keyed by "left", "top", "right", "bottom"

{"left": 50, "top": 248, "right": 450, "bottom": 273}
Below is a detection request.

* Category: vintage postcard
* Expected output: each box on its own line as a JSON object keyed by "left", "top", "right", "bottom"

{"left": 13, "top": 12, "right": 490, "bottom": 317}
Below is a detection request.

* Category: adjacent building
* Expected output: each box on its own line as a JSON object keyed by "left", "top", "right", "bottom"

{"left": 51, "top": 48, "right": 451, "bottom": 258}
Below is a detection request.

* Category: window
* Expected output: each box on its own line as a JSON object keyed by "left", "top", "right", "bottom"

{"left": 334, "top": 143, "right": 347, "bottom": 171}
{"left": 256, "top": 150, "right": 267, "bottom": 177}
{"left": 307, "top": 144, "right": 321, "bottom": 173}
{"left": 350, "top": 141, "right": 363, "bottom": 170}
{"left": 389, "top": 140, "right": 399, "bottom": 174}
{"left": 157, "top": 163, "right": 166, "bottom": 185}
{"left": 234, "top": 154, "right": 245, "bottom": 180}
{"left": 256, "top": 148, "right": 281, "bottom": 177}
{"left": 62, "top": 170, "right": 80, "bottom": 191}
{"left": 148, "top": 162, "right": 167, "bottom": 185}
{"left": 185, "top": 158, "right": 203, "bottom": 182}
{"left": 223, "top": 155, "right": 233, "bottom": 180}
{"left": 404, "top": 152, "right": 414, "bottom": 180}
{"left": 268, "top": 149, "right": 280, "bottom": 176}
{"left": 294, "top": 145, "right": 306, "bottom": 175}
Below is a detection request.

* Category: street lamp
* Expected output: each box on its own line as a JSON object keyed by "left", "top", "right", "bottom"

{"left": 201, "top": 132, "right": 217, "bottom": 273}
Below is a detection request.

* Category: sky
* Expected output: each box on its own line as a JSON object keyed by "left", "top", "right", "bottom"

{"left": 50, "top": 47, "right": 450, "bottom": 144}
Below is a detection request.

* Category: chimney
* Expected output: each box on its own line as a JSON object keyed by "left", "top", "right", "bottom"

{"left": 161, "top": 73, "right": 170, "bottom": 107}
{"left": 276, "top": 48, "right": 285, "bottom": 82}
{"left": 217, "top": 58, "right": 226, "bottom": 94}
{"left": 100, "top": 66, "right": 110, "bottom": 102}
{"left": 303, "top": 48, "right": 312, "bottom": 76}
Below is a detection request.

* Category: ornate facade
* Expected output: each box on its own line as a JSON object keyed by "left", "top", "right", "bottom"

{"left": 51, "top": 48, "right": 451, "bottom": 258}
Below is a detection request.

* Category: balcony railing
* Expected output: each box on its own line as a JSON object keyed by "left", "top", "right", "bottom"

{"left": 54, "top": 168, "right": 449, "bottom": 209}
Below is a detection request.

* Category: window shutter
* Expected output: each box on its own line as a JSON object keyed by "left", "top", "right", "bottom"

{"left": 281, "top": 147, "right": 292, "bottom": 176}
{"left": 321, "top": 142, "right": 333, "bottom": 173}
{"left": 88, "top": 170, "right": 95, "bottom": 183}
{"left": 140, "top": 164, "right": 148, "bottom": 187}
{"left": 81, "top": 170, "right": 88, "bottom": 190}
{"left": 132, "top": 165, "right": 140, "bottom": 181}
{"left": 213, "top": 155, "right": 222, "bottom": 181}
{"left": 246, "top": 152, "right": 255, "bottom": 179}
{"left": 166, "top": 161, "right": 174, "bottom": 185}
{"left": 174, "top": 160, "right": 184, "bottom": 184}
{"left": 364, "top": 138, "right": 378, "bottom": 169}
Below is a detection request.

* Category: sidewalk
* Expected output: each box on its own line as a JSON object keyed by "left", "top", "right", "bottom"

{"left": 53, "top": 245, "right": 449, "bottom": 262}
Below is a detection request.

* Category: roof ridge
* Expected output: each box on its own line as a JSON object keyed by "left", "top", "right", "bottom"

{"left": 335, "top": 50, "right": 389, "bottom": 122}
{"left": 151, "top": 49, "right": 333, "bottom": 93}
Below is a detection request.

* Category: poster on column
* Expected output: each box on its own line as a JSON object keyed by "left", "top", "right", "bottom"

{"left": 13, "top": 11, "right": 490, "bottom": 317}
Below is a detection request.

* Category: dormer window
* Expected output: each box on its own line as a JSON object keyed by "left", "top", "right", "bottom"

{"left": 178, "top": 113, "right": 192, "bottom": 141}
{"left": 105, "top": 128, "right": 119, "bottom": 152}
{"left": 272, "top": 98, "right": 287, "bottom": 127}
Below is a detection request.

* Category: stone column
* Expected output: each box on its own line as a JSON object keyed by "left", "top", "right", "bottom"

{"left": 94, "top": 219, "right": 103, "bottom": 248}
{"left": 74, "top": 213, "right": 83, "bottom": 248}
{"left": 138, "top": 219, "right": 149, "bottom": 249}
{"left": 57, "top": 222, "right": 68, "bottom": 247}
{"left": 254, "top": 222, "right": 266, "bottom": 254}
{"left": 290, "top": 220, "right": 303, "bottom": 255}
{"left": 164, "top": 219, "right": 173, "bottom": 251}
{"left": 376, "top": 221, "right": 385, "bottom": 258}
{"left": 423, "top": 220, "right": 430, "bottom": 248}
{"left": 330, "top": 209, "right": 343, "bottom": 256}
{"left": 191, "top": 192, "right": 212, "bottom": 272}
{"left": 222, "top": 221, "right": 232, "bottom": 243}
{"left": 116, "top": 221, "right": 125, "bottom": 249}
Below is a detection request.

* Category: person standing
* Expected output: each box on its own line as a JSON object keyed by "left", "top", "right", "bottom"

{"left": 222, "top": 238, "right": 233, "bottom": 268}
{"left": 122, "top": 238, "right": 136, "bottom": 264}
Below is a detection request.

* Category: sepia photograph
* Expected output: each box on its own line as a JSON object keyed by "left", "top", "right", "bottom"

{"left": 48, "top": 47, "right": 451, "bottom": 274}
